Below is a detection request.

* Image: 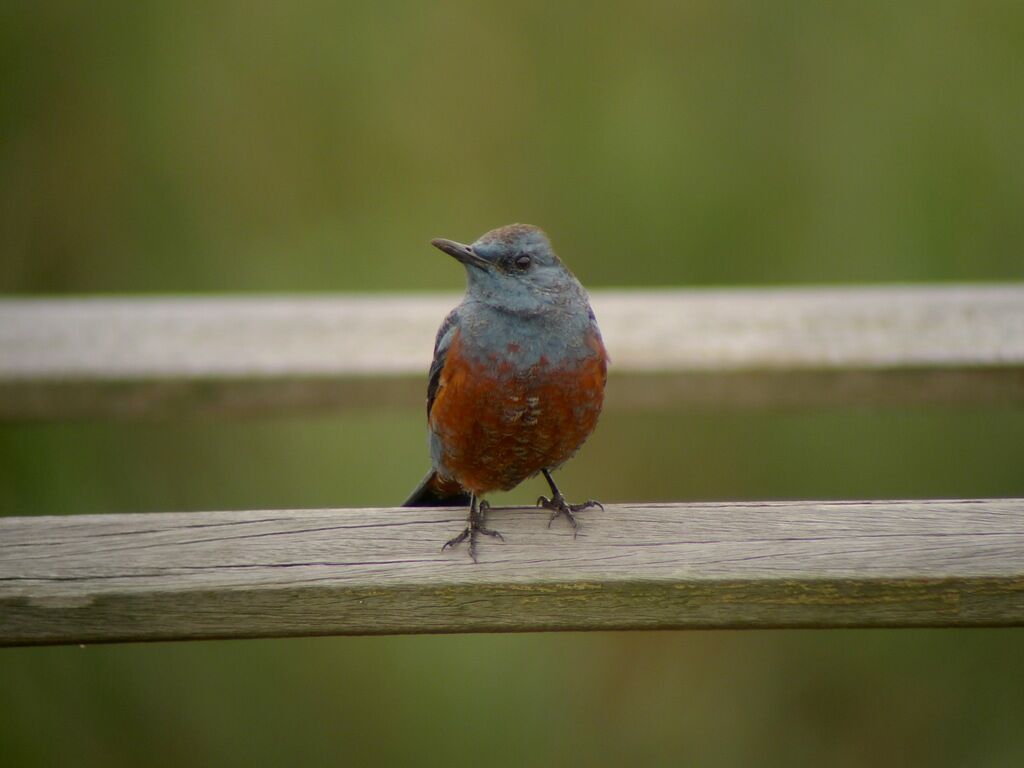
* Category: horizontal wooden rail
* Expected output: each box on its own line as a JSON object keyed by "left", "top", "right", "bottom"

{"left": 1, "top": 284, "right": 1023, "bottom": 419}
{"left": 2, "top": 498, "right": 1023, "bottom": 645}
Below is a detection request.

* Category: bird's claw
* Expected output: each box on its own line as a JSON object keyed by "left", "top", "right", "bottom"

{"left": 537, "top": 495, "right": 603, "bottom": 537}
{"left": 442, "top": 500, "right": 503, "bottom": 562}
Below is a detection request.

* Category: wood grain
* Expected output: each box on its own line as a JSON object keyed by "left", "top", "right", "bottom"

{"left": 3, "top": 499, "right": 1023, "bottom": 645}
{"left": 2, "top": 284, "right": 1022, "bottom": 419}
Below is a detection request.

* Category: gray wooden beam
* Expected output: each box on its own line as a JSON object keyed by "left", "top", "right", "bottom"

{"left": 3, "top": 498, "right": 1023, "bottom": 646}
{"left": 2, "top": 285, "right": 1023, "bottom": 419}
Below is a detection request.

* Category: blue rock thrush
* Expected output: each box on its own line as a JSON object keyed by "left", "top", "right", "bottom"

{"left": 403, "top": 224, "right": 608, "bottom": 561}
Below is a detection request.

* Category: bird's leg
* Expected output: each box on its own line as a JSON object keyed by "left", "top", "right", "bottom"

{"left": 442, "top": 495, "right": 504, "bottom": 562}
{"left": 537, "top": 469, "right": 603, "bottom": 536}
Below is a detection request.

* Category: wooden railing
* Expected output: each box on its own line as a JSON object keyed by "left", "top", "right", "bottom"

{"left": 3, "top": 285, "right": 1022, "bottom": 419}
{"left": 3, "top": 499, "right": 1024, "bottom": 646}
{"left": 2, "top": 285, "right": 1023, "bottom": 645}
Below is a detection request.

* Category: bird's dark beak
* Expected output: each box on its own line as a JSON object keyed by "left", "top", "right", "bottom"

{"left": 431, "top": 238, "right": 491, "bottom": 270}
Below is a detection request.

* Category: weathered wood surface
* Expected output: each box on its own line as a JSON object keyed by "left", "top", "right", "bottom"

{"left": 2, "top": 285, "right": 1022, "bottom": 419}
{"left": 3, "top": 498, "right": 1023, "bottom": 646}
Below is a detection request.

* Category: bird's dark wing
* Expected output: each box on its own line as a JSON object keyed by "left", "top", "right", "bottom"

{"left": 403, "top": 309, "right": 470, "bottom": 508}
{"left": 426, "top": 308, "right": 460, "bottom": 418}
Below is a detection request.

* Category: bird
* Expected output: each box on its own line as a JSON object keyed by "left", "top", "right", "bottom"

{"left": 403, "top": 223, "right": 608, "bottom": 561}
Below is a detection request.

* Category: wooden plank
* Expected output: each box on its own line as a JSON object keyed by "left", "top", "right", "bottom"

{"left": 1, "top": 285, "right": 1023, "bottom": 419}
{"left": 2, "top": 498, "right": 1023, "bottom": 645}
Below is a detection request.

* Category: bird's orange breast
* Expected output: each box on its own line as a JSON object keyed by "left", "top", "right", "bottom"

{"left": 429, "top": 330, "right": 607, "bottom": 495}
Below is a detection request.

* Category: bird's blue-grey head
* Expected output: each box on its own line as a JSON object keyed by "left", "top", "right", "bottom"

{"left": 431, "top": 224, "right": 586, "bottom": 315}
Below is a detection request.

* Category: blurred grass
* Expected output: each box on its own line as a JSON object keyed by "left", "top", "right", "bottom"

{"left": 3, "top": 631, "right": 1024, "bottom": 768}
{"left": 3, "top": 407, "right": 1024, "bottom": 517}
{"left": 3, "top": 1, "right": 1023, "bottom": 293}
{"left": 2, "top": 2, "right": 1024, "bottom": 767}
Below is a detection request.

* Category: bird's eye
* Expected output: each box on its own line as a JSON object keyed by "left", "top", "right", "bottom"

{"left": 515, "top": 255, "right": 532, "bottom": 270}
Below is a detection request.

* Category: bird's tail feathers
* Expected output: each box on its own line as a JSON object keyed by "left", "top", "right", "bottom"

{"left": 403, "top": 470, "right": 472, "bottom": 507}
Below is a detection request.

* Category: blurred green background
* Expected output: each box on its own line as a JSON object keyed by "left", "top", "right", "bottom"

{"left": 2, "top": 2, "right": 1023, "bottom": 766}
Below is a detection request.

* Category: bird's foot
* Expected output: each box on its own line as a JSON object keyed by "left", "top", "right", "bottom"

{"left": 442, "top": 500, "right": 504, "bottom": 563}
{"left": 538, "top": 494, "right": 603, "bottom": 537}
